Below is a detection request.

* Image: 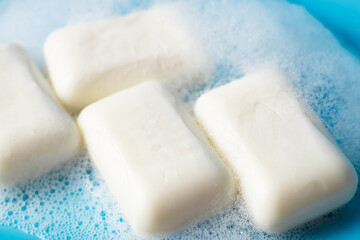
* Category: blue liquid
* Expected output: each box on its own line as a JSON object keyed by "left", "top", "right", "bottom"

{"left": 0, "top": 227, "right": 40, "bottom": 240}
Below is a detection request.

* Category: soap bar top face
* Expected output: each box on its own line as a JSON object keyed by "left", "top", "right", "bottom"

{"left": 78, "top": 81, "right": 234, "bottom": 236}
{"left": 0, "top": 44, "right": 81, "bottom": 183}
{"left": 44, "top": 4, "right": 213, "bottom": 111}
{"left": 194, "top": 70, "right": 358, "bottom": 232}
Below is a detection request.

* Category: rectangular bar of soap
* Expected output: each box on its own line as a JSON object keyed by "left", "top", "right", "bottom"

{"left": 44, "top": 5, "right": 212, "bottom": 111}
{"left": 78, "top": 81, "right": 234, "bottom": 236}
{"left": 0, "top": 44, "right": 81, "bottom": 183}
{"left": 194, "top": 70, "right": 358, "bottom": 232}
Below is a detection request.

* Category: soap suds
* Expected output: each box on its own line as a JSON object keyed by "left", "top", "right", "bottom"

{"left": 0, "top": 0, "right": 359, "bottom": 239}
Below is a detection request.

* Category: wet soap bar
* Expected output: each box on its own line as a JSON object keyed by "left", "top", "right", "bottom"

{"left": 78, "top": 81, "right": 234, "bottom": 236}
{"left": 194, "top": 70, "right": 358, "bottom": 232}
{"left": 0, "top": 44, "right": 81, "bottom": 183}
{"left": 44, "top": 5, "right": 212, "bottom": 111}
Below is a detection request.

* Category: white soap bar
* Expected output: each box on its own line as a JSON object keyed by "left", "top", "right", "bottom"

{"left": 78, "top": 81, "right": 234, "bottom": 236}
{"left": 44, "top": 5, "right": 212, "bottom": 111}
{"left": 0, "top": 44, "right": 81, "bottom": 183}
{"left": 194, "top": 70, "right": 358, "bottom": 232}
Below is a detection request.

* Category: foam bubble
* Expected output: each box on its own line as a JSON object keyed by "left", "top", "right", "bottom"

{"left": 0, "top": 0, "right": 359, "bottom": 239}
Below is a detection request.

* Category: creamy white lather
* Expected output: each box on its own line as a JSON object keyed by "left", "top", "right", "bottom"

{"left": 194, "top": 70, "right": 358, "bottom": 232}
{"left": 0, "top": 44, "right": 81, "bottom": 183}
{"left": 44, "top": 5, "right": 212, "bottom": 111}
{"left": 78, "top": 81, "right": 234, "bottom": 236}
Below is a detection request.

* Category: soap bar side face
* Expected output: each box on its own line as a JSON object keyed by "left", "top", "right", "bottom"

{"left": 0, "top": 44, "right": 81, "bottom": 183}
{"left": 44, "top": 5, "right": 213, "bottom": 111}
{"left": 78, "top": 81, "right": 234, "bottom": 236}
{"left": 194, "top": 70, "right": 358, "bottom": 232}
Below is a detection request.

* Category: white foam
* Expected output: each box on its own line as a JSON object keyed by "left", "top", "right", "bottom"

{"left": 0, "top": 0, "right": 359, "bottom": 239}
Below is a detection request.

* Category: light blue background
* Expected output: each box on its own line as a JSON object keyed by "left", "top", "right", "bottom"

{"left": 290, "top": 0, "right": 360, "bottom": 58}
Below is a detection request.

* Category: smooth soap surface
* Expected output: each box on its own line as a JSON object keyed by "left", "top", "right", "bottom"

{"left": 78, "top": 81, "right": 235, "bottom": 236}
{"left": 194, "top": 70, "right": 358, "bottom": 232}
{"left": 44, "top": 5, "right": 212, "bottom": 111}
{"left": 0, "top": 44, "right": 80, "bottom": 183}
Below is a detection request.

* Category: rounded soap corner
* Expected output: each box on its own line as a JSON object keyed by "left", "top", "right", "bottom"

{"left": 129, "top": 198, "right": 166, "bottom": 237}
{"left": 193, "top": 91, "right": 209, "bottom": 113}
{"left": 345, "top": 164, "right": 358, "bottom": 201}
{"left": 43, "top": 25, "right": 69, "bottom": 51}
{"left": 77, "top": 104, "right": 92, "bottom": 125}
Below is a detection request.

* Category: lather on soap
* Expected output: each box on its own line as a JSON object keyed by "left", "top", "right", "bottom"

{"left": 194, "top": 70, "right": 358, "bottom": 232}
{"left": 78, "top": 81, "right": 235, "bottom": 236}
{"left": 44, "top": 5, "right": 212, "bottom": 111}
{"left": 0, "top": 44, "right": 81, "bottom": 183}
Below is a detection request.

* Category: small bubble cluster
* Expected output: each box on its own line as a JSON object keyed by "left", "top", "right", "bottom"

{"left": 0, "top": 0, "right": 359, "bottom": 239}
{"left": 0, "top": 151, "right": 130, "bottom": 239}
